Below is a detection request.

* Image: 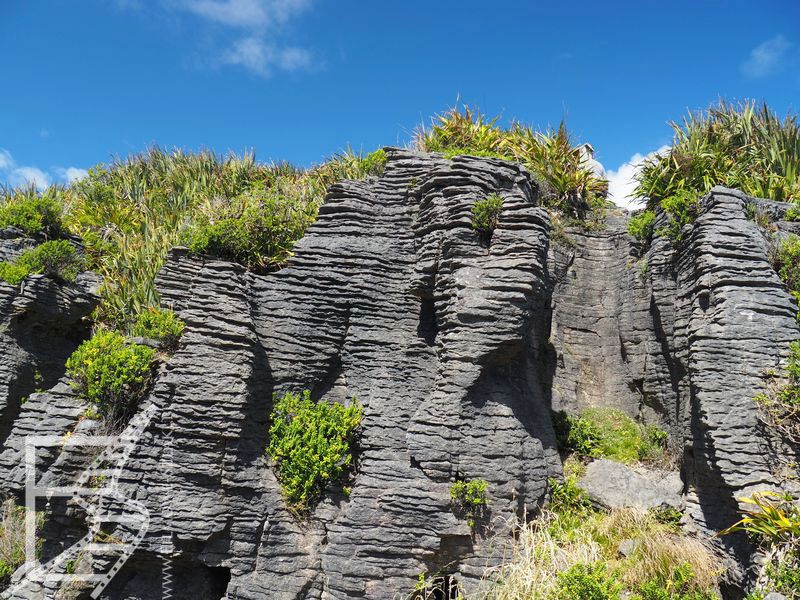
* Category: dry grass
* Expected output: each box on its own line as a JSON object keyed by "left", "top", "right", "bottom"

{"left": 469, "top": 508, "right": 723, "bottom": 600}
{"left": 0, "top": 498, "right": 26, "bottom": 580}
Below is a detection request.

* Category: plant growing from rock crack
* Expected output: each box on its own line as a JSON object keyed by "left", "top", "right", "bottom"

{"left": 66, "top": 330, "right": 156, "bottom": 422}
{"left": 267, "top": 390, "right": 362, "bottom": 513}
{"left": 130, "top": 307, "right": 185, "bottom": 350}
{"left": 471, "top": 194, "right": 504, "bottom": 242}
{"left": 450, "top": 478, "right": 489, "bottom": 528}
{"left": 628, "top": 210, "right": 656, "bottom": 242}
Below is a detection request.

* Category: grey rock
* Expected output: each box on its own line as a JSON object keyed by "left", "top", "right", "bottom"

{"left": 580, "top": 459, "right": 683, "bottom": 511}
{"left": 0, "top": 153, "right": 797, "bottom": 600}
{"left": 618, "top": 539, "right": 636, "bottom": 557}
{"left": 763, "top": 593, "right": 788, "bottom": 600}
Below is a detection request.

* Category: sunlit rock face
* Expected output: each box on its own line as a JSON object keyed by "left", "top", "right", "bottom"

{"left": 0, "top": 151, "right": 797, "bottom": 599}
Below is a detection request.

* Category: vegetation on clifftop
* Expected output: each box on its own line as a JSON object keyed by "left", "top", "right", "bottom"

{"left": 416, "top": 104, "right": 608, "bottom": 222}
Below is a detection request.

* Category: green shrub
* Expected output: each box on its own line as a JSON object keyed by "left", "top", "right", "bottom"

{"left": 629, "top": 210, "right": 656, "bottom": 242}
{"left": 553, "top": 410, "right": 603, "bottom": 457}
{"left": 659, "top": 190, "right": 700, "bottom": 241}
{"left": 775, "top": 235, "right": 800, "bottom": 297}
{"left": 649, "top": 506, "right": 684, "bottom": 529}
{"left": 181, "top": 185, "right": 319, "bottom": 270}
{"left": 0, "top": 186, "right": 64, "bottom": 237}
{"left": 131, "top": 307, "right": 185, "bottom": 349}
{"left": 0, "top": 240, "right": 83, "bottom": 285}
{"left": 764, "top": 551, "right": 800, "bottom": 598}
{"left": 0, "top": 262, "right": 32, "bottom": 286}
{"left": 360, "top": 148, "right": 387, "bottom": 176}
{"left": 471, "top": 194, "right": 504, "bottom": 241}
{"left": 267, "top": 390, "right": 362, "bottom": 512}
{"left": 450, "top": 478, "right": 489, "bottom": 528}
{"left": 65, "top": 331, "right": 156, "bottom": 420}
{"left": 555, "top": 562, "right": 622, "bottom": 600}
{"left": 553, "top": 408, "right": 668, "bottom": 464}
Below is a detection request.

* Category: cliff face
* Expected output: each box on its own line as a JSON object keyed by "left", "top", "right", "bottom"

{"left": 0, "top": 151, "right": 797, "bottom": 599}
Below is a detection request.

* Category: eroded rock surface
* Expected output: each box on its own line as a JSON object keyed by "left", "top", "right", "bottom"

{"left": 0, "top": 151, "right": 797, "bottom": 599}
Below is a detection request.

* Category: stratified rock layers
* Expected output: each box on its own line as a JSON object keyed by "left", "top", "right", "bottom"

{"left": 0, "top": 149, "right": 797, "bottom": 599}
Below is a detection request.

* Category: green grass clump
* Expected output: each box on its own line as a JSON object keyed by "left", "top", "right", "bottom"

{"left": 65, "top": 330, "right": 156, "bottom": 420}
{"left": 0, "top": 186, "right": 64, "bottom": 237}
{"left": 131, "top": 307, "right": 185, "bottom": 349}
{"left": 450, "top": 478, "right": 489, "bottom": 528}
{"left": 417, "top": 105, "right": 608, "bottom": 220}
{"left": 471, "top": 194, "right": 504, "bottom": 241}
{"left": 0, "top": 239, "right": 83, "bottom": 285}
{"left": 267, "top": 390, "right": 362, "bottom": 512}
{"left": 636, "top": 101, "right": 800, "bottom": 210}
{"left": 628, "top": 210, "right": 656, "bottom": 242}
{"left": 553, "top": 408, "right": 668, "bottom": 465}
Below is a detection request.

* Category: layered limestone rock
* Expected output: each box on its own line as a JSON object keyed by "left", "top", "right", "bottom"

{"left": 0, "top": 230, "right": 97, "bottom": 448}
{"left": 0, "top": 149, "right": 797, "bottom": 599}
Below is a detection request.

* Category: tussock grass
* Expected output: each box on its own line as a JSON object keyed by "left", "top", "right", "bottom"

{"left": 636, "top": 100, "right": 800, "bottom": 207}
{"left": 470, "top": 509, "right": 722, "bottom": 600}
{"left": 415, "top": 104, "right": 608, "bottom": 221}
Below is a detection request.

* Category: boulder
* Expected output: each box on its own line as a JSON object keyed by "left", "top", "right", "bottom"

{"left": 580, "top": 458, "right": 684, "bottom": 511}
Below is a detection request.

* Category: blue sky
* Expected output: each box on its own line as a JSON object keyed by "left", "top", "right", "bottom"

{"left": 1, "top": 0, "right": 799, "bottom": 206}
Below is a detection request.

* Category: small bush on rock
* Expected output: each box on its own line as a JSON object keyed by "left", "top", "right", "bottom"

{"left": 659, "top": 190, "right": 700, "bottom": 241}
{"left": 0, "top": 240, "right": 83, "bottom": 285}
{"left": 0, "top": 186, "right": 64, "bottom": 237}
{"left": 629, "top": 210, "right": 656, "bottom": 242}
{"left": 131, "top": 307, "right": 185, "bottom": 349}
{"left": 775, "top": 235, "right": 800, "bottom": 300}
{"left": 66, "top": 331, "right": 156, "bottom": 420}
{"left": 267, "top": 391, "right": 362, "bottom": 512}
{"left": 450, "top": 478, "right": 489, "bottom": 528}
{"left": 471, "top": 194, "right": 504, "bottom": 241}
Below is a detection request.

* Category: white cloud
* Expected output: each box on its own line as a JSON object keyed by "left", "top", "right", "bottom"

{"left": 180, "top": 0, "right": 309, "bottom": 28}
{"left": 741, "top": 35, "right": 792, "bottom": 79}
{"left": 1, "top": 148, "right": 87, "bottom": 190}
{"left": 55, "top": 167, "right": 89, "bottom": 184}
{"left": 221, "top": 36, "right": 311, "bottom": 75}
{"left": 8, "top": 167, "right": 52, "bottom": 190}
{"left": 159, "top": 0, "right": 315, "bottom": 77}
{"left": 0, "top": 149, "right": 13, "bottom": 171}
{"left": 605, "top": 146, "right": 670, "bottom": 210}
